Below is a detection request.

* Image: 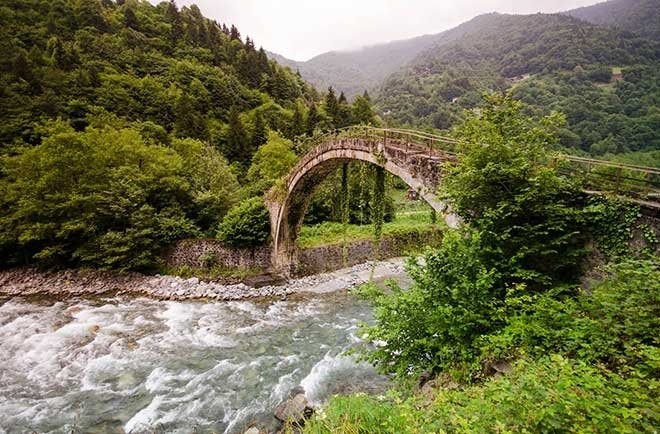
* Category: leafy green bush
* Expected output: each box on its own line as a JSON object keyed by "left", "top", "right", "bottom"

{"left": 357, "top": 230, "right": 502, "bottom": 378}
{"left": 482, "top": 259, "right": 660, "bottom": 374}
{"left": 216, "top": 197, "right": 271, "bottom": 248}
{"left": 444, "top": 94, "right": 588, "bottom": 289}
{"left": 0, "top": 123, "right": 198, "bottom": 270}
{"left": 585, "top": 196, "right": 641, "bottom": 257}
{"left": 246, "top": 131, "right": 299, "bottom": 194}
{"left": 303, "top": 355, "right": 659, "bottom": 434}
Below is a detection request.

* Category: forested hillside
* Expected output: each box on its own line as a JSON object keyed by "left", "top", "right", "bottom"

{"left": 270, "top": 13, "right": 507, "bottom": 99}
{"left": 0, "top": 0, "right": 380, "bottom": 270}
{"left": 376, "top": 12, "right": 660, "bottom": 158}
{"left": 565, "top": 0, "right": 660, "bottom": 41}
{"left": 0, "top": 0, "right": 314, "bottom": 151}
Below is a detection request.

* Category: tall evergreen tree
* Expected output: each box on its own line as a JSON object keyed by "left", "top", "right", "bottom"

{"left": 225, "top": 108, "right": 251, "bottom": 165}
{"left": 173, "top": 93, "right": 209, "bottom": 140}
{"left": 252, "top": 111, "right": 268, "bottom": 149}
{"left": 325, "top": 87, "right": 340, "bottom": 128}
{"left": 307, "top": 103, "right": 320, "bottom": 135}
{"left": 352, "top": 94, "right": 376, "bottom": 125}
{"left": 165, "top": 0, "right": 183, "bottom": 44}
{"left": 288, "top": 104, "right": 306, "bottom": 139}
{"left": 229, "top": 24, "right": 241, "bottom": 41}
{"left": 123, "top": 6, "right": 139, "bottom": 30}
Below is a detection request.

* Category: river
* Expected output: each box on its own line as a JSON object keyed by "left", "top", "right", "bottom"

{"left": 0, "top": 275, "right": 406, "bottom": 434}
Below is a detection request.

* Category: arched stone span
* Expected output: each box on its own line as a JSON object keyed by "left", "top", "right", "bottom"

{"left": 266, "top": 135, "right": 460, "bottom": 273}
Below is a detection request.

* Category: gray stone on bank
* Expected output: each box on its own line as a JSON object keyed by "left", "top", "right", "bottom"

{"left": 0, "top": 258, "right": 407, "bottom": 301}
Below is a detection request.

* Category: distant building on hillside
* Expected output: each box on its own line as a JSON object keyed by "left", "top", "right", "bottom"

{"left": 506, "top": 73, "right": 531, "bottom": 84}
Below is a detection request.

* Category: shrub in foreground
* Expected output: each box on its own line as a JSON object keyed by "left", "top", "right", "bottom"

{"left": 301, "top": 355, "right": 659, "bottom": 434}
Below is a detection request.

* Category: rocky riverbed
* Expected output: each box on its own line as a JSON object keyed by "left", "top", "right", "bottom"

{"left": 0, "top": 258, "right": 408, "bottom": 301}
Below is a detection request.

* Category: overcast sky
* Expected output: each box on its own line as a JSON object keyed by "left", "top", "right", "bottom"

{"left": 161, "top": 0, "right": 604, "bottom": 61}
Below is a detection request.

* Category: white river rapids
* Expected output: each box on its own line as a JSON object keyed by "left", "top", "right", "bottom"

{"left": 0, "top": 277, "right": 405, "bottom": 434}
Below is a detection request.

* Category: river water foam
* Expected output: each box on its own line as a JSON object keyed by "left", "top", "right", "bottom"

{"left": 0, "top": 289, "right": 393, "bottom": 434}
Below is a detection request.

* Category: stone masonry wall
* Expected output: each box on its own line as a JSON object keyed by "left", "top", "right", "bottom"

{"left": 296, "top": 230, "right": 443, "bottom": 275}
{"left": 163, "top": 230, "right": 444, "bottom": 276}
{"left": 164, "top": 239, "right": 272, "bottom": 270}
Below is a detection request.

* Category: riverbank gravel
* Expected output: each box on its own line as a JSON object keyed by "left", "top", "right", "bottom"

{"left": 0, "top": 259, "right": 408, "bottom": 301}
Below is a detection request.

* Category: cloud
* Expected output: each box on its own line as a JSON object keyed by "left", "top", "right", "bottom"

{"left": 158, "top": 0, "right": 603, "bottom": 61}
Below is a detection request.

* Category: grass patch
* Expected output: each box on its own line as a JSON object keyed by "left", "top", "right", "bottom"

{"left": 298, "top": 211, "right": 442, "bottom": 249}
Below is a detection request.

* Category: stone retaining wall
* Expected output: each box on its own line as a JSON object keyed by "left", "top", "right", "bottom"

{"left": 164, "top": 239, "right": 271, "bottom": 270}
{"left": 163, "top": 230, "right": 444, "bottom": 276}
{"left": 296, "top": 230, "right": 443, "bottom": 275}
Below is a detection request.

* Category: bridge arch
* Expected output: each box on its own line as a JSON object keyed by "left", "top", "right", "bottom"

{"left": 266, "top": 132, "right": 460, "bottom": 273}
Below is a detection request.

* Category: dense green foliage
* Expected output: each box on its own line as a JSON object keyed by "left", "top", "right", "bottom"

{"left": 444, "top": 95, "right": 588, "bottom": 288}
{"left": 216, "top": 197, "right": 270, "bottom": 248}
{"left": 566, "top": 0, "right": 660, "bottom": 41}
{"left": 301, "top": 95, "right": 659, "bottom": 434}
{"left": 303, "top": 353, "right": 659, "bottom": 433}
{"left": 513, "top": 65, "right": 660, "bottom": 155}
{"left": 245, "top": 131, "right": 298, "bottom": 195}
{"left": 0, "top": 0, "right": 316, "bottom": 150}
{"left": 377, "top": 12, "right": 660, "bottom": 157}
{"left": 483, "top": 259, "right": 660, "bottom": 374}
{"left": 0, "top": 121, "right": 219, "bottom": 269}
{"left": 357, "top": 97, "right": 589, "bottom": 378}
{"left": 0, "top": 0, "right": 381, "bottom": 269}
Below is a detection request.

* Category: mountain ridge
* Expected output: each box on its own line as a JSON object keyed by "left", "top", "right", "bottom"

{"left": 269, "top": 0, "right": 659, "bottom": 99}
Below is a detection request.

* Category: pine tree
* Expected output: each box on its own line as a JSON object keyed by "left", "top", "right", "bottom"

{"left": 307, "top": 104, "right": 319, "bottom": 135}
{"left": 165, "top": 1, "right": 183, "bottom": 44}
{"left": 229, "top": 25, "right": 241, "bottom": 41}
{"left": 337, "top": 92, "right": 353, "bottom": 128}
{"left": 325, "top": 87, "right": 340, "bottom": 129}
{"left": 74, "top": 0, "right": 108, "bottom": 31}
{"left": 245, "top": 36, "right": 255, "bottom": 51}
{"left": 123, "top": 7, "right": 139, "bottom": 30}
{"left": 173, "top": 93, "right": 209, "bottom": 140}
{"left": 252, "top": 111, "right": 268, "bottom": 149}
{"left": 288, "top": 104, "right": 305, "bottom": 139}
{"left": 225, "top": 108, "right": 251, "bottom": 164}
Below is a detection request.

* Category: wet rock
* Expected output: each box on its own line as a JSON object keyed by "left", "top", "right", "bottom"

{"left": 274, "top": 393, "right": 314, "bottom": 424}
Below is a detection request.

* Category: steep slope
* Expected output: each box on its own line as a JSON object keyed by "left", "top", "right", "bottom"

{"left": 0, "top": 0, "right": 314, "bottom": 149}
{"left": 376, "top": 12, "right": 660, "bottom": 156}
{"left": 0, "top": 0, "right": 328, "bottom": 269}
{"left": 565, "top": 0, "right": 660, "bottom": 41}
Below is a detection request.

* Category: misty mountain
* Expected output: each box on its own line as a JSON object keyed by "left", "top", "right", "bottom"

{"left": 269, "top": 26, "right": 480, "bottom": 98}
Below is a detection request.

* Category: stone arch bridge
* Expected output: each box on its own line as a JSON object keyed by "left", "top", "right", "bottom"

{"left": 266, "top": 126, "right": 660, "bottom": 274}
{"left": 266, "top": 127, "right": 461, "bottom": 272}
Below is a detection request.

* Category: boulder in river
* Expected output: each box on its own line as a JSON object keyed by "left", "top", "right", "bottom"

{"left": 274, "top": 393, "right": 314, "bottom": 425}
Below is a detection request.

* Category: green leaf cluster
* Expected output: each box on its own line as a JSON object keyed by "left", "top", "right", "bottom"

{"left": 216, "top": 197, "right": 270, "bottom": 248}
{"left": 0, "top": 122, "right": 238, "bottom": 269}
